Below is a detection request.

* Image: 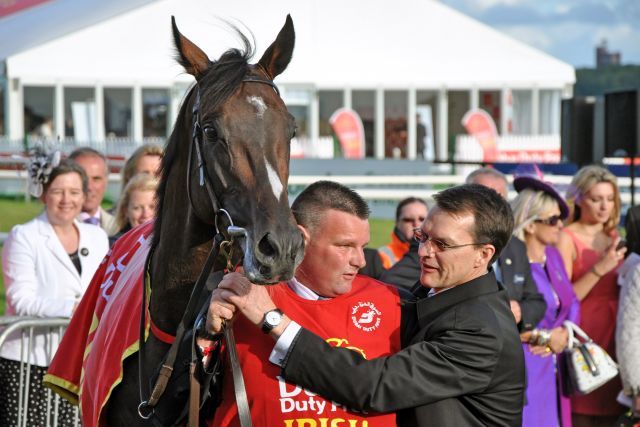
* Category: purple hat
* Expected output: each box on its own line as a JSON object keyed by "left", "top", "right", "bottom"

{"left": 513, "top": 165, "right": 569, "bottom": 219}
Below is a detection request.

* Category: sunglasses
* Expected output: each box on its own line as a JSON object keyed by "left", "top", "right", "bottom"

{"left": 401, "top": 216, "right": 426, "bottom": 224}
{"left": 413, "top": 228, "right": 489, "bottom": 252}
{"left": 534, "top": 215, "right": 563, "bottom": 226}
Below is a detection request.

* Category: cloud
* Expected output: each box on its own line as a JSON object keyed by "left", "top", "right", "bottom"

{"left": 440, "top": 0, "right": 640, "bottom": 65}
{"left": 475, "top": 1, "right": 617, "bottom": 25}
{"left": 564, "top": 2, "right": 617, "bottom": 24}
{"left": 479, "top": 4, "right": 544, "bottom": 25}
{"left": 616, "top": 0, "right": 640, "bottom": 24}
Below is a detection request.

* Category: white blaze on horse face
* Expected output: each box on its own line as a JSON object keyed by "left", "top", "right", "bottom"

{"left": 247, "top": 96, "right": 267, "bottom": 119}
{"left": 265, "top": 157, "right": 284, "bottom": 201}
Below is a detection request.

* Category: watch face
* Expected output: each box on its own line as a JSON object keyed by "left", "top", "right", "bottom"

{"left": 266, "top": 310, "right": 282, "bottom": 326}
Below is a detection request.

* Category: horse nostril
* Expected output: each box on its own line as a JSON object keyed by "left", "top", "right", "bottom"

{"left": 259, "top": 265, "right": 271, "bottom": 276}
{"left": 258, "top": 233, "right": 278, "bottom": 259}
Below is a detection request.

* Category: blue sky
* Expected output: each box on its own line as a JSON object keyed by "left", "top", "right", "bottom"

{"left": 440, "top": 0, "right": 640, "bottom": 67}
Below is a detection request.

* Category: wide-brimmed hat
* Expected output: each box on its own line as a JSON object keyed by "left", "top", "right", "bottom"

{"left": 513, "top": 164, "right": 569, "bottom": 219}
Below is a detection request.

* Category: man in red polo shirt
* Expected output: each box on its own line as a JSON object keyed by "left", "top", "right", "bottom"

{"left": 201, "top": 181, "right": 403, "bottom": 426}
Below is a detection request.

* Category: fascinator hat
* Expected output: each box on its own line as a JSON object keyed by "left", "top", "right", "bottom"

{"left": 513, "top": 164, "right": 569, "bottom": 220}
{"left": 26, "top": 143, "right": 61, "bottom": 197}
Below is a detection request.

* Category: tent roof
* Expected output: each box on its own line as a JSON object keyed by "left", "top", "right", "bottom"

{"left": 0, "top": 0, "right": 156, "bottom": 61}
{"left": 6, "top": 0, "right": 575, "bottom": 88}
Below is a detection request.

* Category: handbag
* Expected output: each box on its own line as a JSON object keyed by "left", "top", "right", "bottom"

{"left": 561, "top": 320, "right": 619, "bottom": 395}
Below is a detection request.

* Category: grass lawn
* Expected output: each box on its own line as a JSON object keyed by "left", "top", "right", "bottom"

{"left": 0, "top": 198, "right": 394, "bottom": 316}
{"left": 0, "top": 198, "right": 44, "bottom": 315}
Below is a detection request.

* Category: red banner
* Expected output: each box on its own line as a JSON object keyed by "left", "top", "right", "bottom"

{"left": 330, "top": 108, "right": 365, "bottom": 159}
{"left": 462, "top": 109, "right": 498, "bottom": 162}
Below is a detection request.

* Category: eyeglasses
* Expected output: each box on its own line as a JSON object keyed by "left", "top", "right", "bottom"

{"left": 401, "top": 216, "right": 426, "bottom": 224}
{"left": 413, "top": 228, "right": 490, "bottom": 252}
{"left": 534, "top": 215, "right": 563, "bottom": 226}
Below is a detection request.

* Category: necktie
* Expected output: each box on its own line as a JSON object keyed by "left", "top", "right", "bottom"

{"left": 84, "top": 217, "right": 100, "bottom": 226}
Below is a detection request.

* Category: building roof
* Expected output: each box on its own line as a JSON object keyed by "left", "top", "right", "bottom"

{"left": 5, "top": 0, "right": 575, "bottom": 88}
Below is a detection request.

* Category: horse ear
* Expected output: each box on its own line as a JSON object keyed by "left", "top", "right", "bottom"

{"left": 257, "top": 15, "right": 295, "bottom": 79}
{"left": 171, "top": 16, "right": 211, "bottom": 80}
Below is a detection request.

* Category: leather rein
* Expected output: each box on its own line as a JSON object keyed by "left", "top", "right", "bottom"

{"left": 137, "top": 74, "right": 280, "bottom": 427}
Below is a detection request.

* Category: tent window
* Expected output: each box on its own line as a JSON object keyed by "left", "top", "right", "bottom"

{"left": 447, "top": 91, "right": 470, "bottom": 161}
{"left": 512, "top": 90, "right": 532, "bottom": 135}
{"left": 384, "top": 90, "right": 408, "bottom": 159}
{"left": 319, "top": 90, "right": 343, "bottom": 137}
{"left": 24, "top": 86, "right": 55, "bottom": 139}
{"left": 0, "top": 83, "right": 4, "bottom": 136}
{"left": 142, "top": 88, "right": 169, "bottom": 138}
{"left": 539, "top": 89, "right": 560, "bottom": 135}
{"left": 64, "top": 87, "right": 95, "bottom": 141}
{"left": 288, "top": 105, "right": 309, "bottom": 140}
{"left": 104, "top": 88, "right": 132, "bottom": 138}
{"left": 353, "top": 90, "right": 375, "bottom": 158}
{"left": 416, "top": 91, "right": 438, "bottom": 160}
{"left": 479, "top": 90, "right": 501, "bottom": 131}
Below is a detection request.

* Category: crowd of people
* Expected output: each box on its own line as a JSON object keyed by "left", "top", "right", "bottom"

{"left": 358, "top": 164, "right": 636, "bottom": 426}
{"left": 0, "top": 144, "right": 162, "bottom": 425}
{"left": 1, "top": 147, "right": 639, "bottom": 426}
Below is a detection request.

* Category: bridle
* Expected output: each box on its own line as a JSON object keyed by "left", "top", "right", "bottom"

{"left": 138, "top": 74, "right": 281, "bottom": 427}
{"left": 186, "top": 72, "right": 280, "bottom": 223}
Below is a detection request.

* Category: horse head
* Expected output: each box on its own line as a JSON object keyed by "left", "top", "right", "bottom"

{"left": 167, "top": 16, "right": 304, "bottom": 284}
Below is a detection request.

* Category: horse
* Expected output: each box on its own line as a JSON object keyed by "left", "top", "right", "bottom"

{"left": 102, "top": 15, "right": 304, "bottom": 425}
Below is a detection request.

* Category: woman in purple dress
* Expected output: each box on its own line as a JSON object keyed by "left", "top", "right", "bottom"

{"left": 511, "top": 169, "right": 580, "bottom": 427}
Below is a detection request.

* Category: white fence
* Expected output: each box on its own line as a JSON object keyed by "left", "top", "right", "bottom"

{"left": 0, "top": 316, "right": 79, "bottom": 427}
{"left": 455, "top": 135, "right": 561, "bottom": 164}
{"left": 2, "top": 166, "right": 640, "bottom": 204}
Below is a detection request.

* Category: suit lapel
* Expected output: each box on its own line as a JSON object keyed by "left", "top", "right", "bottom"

{"left": 39, "top": 214, "right": 81, "bottom": 280}
{"left": 412, "top": 272, "right": 500, "bottom": 333}
{"left": 499, "top": 249, "right": 515, "bottom": 287}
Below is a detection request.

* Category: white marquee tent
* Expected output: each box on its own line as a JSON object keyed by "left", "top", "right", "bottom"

{"left": 1, "top": 0, "right": 575, "bottom": 159}
{"left": 5, "top": 0, "right": 574, "bottom": 88}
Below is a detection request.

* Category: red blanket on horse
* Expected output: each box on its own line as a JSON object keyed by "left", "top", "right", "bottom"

{"left": 44, "top": 221, "right": 154, "bottom": 427}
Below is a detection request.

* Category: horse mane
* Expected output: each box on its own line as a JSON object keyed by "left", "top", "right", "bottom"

{"left": 153, "top": 27, "right": 254, "bottom": 247}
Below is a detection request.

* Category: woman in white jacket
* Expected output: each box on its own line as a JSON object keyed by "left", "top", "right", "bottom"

{"left": 0, "top": 157, "right": 109, "bottom": 426}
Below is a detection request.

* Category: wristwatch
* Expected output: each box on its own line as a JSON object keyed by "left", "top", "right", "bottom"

{"left": 261, "top": 309, "right": 284, "bottom": 334}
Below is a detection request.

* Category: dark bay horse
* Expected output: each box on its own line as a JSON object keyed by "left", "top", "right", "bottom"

{"left": 104, "top": 15, "right": 304, "bottom": 425}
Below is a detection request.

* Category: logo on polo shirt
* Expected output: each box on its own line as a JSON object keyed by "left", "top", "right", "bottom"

{"left": 351, "top": 301, "right": 381, "bottom": 332}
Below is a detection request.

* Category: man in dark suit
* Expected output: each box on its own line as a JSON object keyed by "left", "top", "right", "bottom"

{"left": 466, "top": 167, "right": 546, "bottom": 331}
{"left": 382, "top": 167, "right": 546, "bottom": 331}
{"left": 212, "top": 184, "right": 526, "bottom": 426}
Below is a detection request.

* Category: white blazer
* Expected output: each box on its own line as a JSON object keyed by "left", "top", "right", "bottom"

{"left": 1, "top": 212, "right": 109, "bottom": 366}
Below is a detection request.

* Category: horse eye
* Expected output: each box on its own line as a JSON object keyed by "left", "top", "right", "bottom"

{"left": 203, "top": 126, "right": 218, "bottom": 141}
{"left": 291, "top": 125, "right": 297, "bottom": 139}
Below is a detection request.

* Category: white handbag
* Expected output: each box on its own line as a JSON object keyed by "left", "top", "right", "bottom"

{"left": 562, "top": 320, "right": 619, "bottom": 395}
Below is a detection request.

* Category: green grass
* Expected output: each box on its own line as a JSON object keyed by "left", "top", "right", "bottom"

{"left": 0, "top": 199, "right": 395, "bottom": 316}
{"left": 0, "top": 197, "right": 45, "bottom": 232}
{"left": 0, "top": 198, "right": 45, "bottom": 315}
{"left": 369, "top": 218, "right": 395, "bottom": 248}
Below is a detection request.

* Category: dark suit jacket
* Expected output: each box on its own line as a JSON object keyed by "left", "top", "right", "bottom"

{"left": 282, "top": 272, "right": 526, "bottom": 426}
{"left": 359, "top": 247, "right": 385, "bottom": 280}
{"left": 498, "top": 237, "right": 546, "bottom": 331}
{"left": 381, "top": 238, "right": 546, "bottom": 331}
{"left": 379, "top": 240, "right": 420, "bottom": 291}
{"left": 625, "top": 204, "right": 640, "bottom": 256}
